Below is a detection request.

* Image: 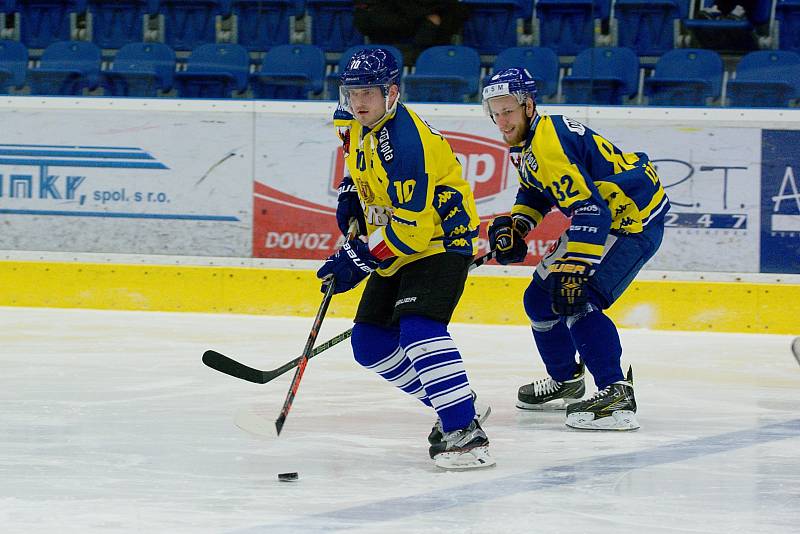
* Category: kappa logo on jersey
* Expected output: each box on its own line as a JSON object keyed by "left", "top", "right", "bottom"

{"left": 331, "top": 131, "right": 509, "bottom": 201}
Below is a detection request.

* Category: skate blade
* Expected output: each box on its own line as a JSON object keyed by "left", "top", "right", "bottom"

{"left": 565, "top": 410, "right": 640, "bottom": 431}
{"left": 515, "top": 397, "right": 582, "bottom": 411}
{"left": 434, "top": 446, "right": 496, "bottom": 470}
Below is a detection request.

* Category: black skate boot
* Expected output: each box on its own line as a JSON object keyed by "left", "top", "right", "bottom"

{"left": 565, "top": 366, "right": 639, "bottom": 431}
{"left": 428, "top": 390, "right": 491, "bottom": 445}
{"left": 428, "top": 418, "right": 495, "bottom": 470}
{"left": 516, "top": 359, "right": 585, "bottom": 410}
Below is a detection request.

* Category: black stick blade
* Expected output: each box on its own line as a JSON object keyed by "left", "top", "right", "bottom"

{"left": 275, "top": 414, "right": 286, "bottom": 435}
{"left": 202, "top": 350, "right": 268, "bottom": 384}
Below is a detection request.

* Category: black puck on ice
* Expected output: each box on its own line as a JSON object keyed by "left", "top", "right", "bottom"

{"left": 278, "top": 472, "right": 299, "bottom": 482}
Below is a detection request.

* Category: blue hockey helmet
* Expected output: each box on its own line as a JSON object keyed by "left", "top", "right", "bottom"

{"left": 339, "top": 47, "right": 401, "bottom": 117}
{"left": 482, "top": 68, "right": 538, "bottom": 118}
{"left": 339, "top": 47, "right": 400, "bottom": 88}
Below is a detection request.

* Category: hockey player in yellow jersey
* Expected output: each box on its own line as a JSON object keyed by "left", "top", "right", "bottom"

{"left": 316, "top": 48, "right": 493, "bottom": 469}
{"left": 482, "top": 68, "right": 670, "bottom": 431}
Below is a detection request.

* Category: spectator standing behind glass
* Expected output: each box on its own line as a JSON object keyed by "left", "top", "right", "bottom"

{"left": 353, "top": 0, "right": 469, "bottom": 63}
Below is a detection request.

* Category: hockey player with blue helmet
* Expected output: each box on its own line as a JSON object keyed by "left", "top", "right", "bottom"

{"left": 317, "top": 47, "right": 493, "bottom": 469}
{"left": 482, "top": 67, "right": 670, "bottom": 431}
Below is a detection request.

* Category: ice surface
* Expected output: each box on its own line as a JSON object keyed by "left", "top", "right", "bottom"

{"left": 1, "top": 307, "right": 798, "bottom": 533}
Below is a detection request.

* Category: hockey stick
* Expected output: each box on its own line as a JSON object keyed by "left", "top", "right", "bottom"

{"left": 792, "top": 337, "right": 800, "bottom": 366}
{"left": 203, "top": 248, "right": 497, "bottom": 386}
{"left": 202, "top": 328, "right": 353, "bottom": 385}
{"left": 274, "top": 275, "right": 336, "bottom": 435}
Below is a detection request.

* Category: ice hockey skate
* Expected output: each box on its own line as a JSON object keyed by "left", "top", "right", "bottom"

{"left": 516, "top": 359, "right": 585, "bottom": 410}
{"left": 429, "top": 418, "right": 495, "bottom": 470}
{"left": 428, "top": 391, "right": 491, "bottom": 445}
{"left": 565, "top": 366, "right": 639, "bottom": 431}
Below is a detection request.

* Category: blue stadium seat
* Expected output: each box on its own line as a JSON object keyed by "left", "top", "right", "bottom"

{"left": 102, "top": 42, "right": 175, "bottom": 97}
{"left": 251, "top": 43, "right": 324, "bottom": 99}
{"left": 88, "top": 0, "right": 158, "bottom": 49}
{"left": 493, "top": 46, "right": 560, "bottom": 98}
{"left": 305, "top": 0, "right": 363, "bottom": 53}
{"left": 727, "top": 50, "right": 800, "bottom": 108}
{"left": 159, "top": 0, "right": 226, "bottom": 51}
{"left": 28, "top": 40, "right": 101, "bottom": 95}
{"left": 230, "top": 0, "right": 292, "bottom": 51}
{"left": 561, "top": 46, "right": 639, "bottom": 104}
{"left": 13, "top": 0, "right": 85, "bottom": 49}
{"left": 174, "top": 43, "right": 249, "bottom": 97}
{"left": 0, "top": 39, "right": 28, "bottom": 93}
{"left": 777, "top": 0, "right": 800, "bottom": 53}
{"left": 643, "top": 48, "right": 723, "bottom": 106}
{"left": 536, "top": 0, "right": 610, "bottom": 56}
{"left": 291, "top": 0, "right": 305, "bottom": 16}
{"left": 403, "top": 45, "right": 480, "bottom": 103}
{"left": 613, "top": 0, "right": 681, "bottom": 57}
{"left": 461, "top": 0, "right": 519, "bottom": 55}
{"left": 324, "top": 44, "right": 403, "bottom": 98}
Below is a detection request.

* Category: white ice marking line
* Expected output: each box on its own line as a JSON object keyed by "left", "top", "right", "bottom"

{"left": 227, "top": 418, "right": 800, "bottom": 534}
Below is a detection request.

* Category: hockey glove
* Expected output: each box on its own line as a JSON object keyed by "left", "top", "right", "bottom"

{"left": 547, "top": 259, "right": 591, "bottom": 316}
{"left": 336, "top": 175, "right": 367, "bottom": 237}
{"left": 488, "top": 215, "right": 529, "bottom": 265}
{"left": 316, "top": 238, "right": 378, "bottom": 294}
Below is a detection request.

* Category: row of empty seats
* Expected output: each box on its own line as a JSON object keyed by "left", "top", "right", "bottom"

{"left": 2, "top": 39, "right": 798, "bottom": 107}
{"left": 1, "top": 1, "right": 799, "bottom": 58}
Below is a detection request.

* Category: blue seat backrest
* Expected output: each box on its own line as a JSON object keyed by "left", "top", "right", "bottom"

{"left": 493, "top": 46, "right": 559, "bottom": 97}
{"left": 305, "top": 0, "right": 363, "bottom": 52}
{"left": 186, "top": 42, "right": 250, "bottom": 90}
{"left": 735, "top": 50, "right": 800, "bottom": 96}
{"left": 113, "top": 41, "right": 176, "bottom": 88}
{"left": 40, "top": 39, "right": 101, "bottom": 74}
{"left": 414, "top": 45, "right": 481, "bottom": 96}
{"left": 159, "top": 0, "right": 225, "bottom": 51}
{"left": 0, "top": 39, "right": 28, "bottom": 87}
{"left": 230, "top": 0, "right": 292, "bottom": 51}
{"left": 14, "top": 0, "right": 85, "bottom": 49}
{"left": 260, "top": 43, "right": 325, "bottom": 93}
{"left": 613, "top": 0, "right": 680, "bottom": 56}
{"left": 461, "top": 0, "right": 519, "bottom": 55}
{"left": 777, "top": 0, "right": 800, "bottom": 52}
{"left": 88, "top": 0, "right": 157, "bottom": 49}
{"left": 652, "top": 48, "right": 723, "bottom": 97}
{"left": 571, "top": 46, "right": 639, "bottom": 96}
{"left": 536, "top": 0, "right": 597, "bottom": 56}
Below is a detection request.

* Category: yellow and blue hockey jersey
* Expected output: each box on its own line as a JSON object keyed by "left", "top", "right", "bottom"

{"left": 333, "top": 103, "right": 480, "bottom": 276}
{"left": 510, "top": 113, "right": 670, "bottom": 266}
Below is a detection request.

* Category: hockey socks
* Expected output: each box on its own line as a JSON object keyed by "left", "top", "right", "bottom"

{"left": 568, "top": 309, "right": 624, "bottom": 389}
{"left": 351, "top": 322, "right": 431, "bottom": 406}
{"left": 400, "top": 315, "right": 475, "bottom": 432}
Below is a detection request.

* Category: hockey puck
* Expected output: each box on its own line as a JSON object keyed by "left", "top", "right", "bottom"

{"left": 278, "top": 472, "right": 299, "bottom": 482}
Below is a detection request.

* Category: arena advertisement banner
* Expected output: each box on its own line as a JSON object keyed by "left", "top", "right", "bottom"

{"left": 584, "top": 120, "right": 762, "bottom": 273}
{"left": 253, "top": 110, "right": 761, "bottom": 272}
{"left": 0, "top": 107, "right": 252, "bottom": 256}
{"left": 760, "top": 129, "right": 800, "bottom": 274}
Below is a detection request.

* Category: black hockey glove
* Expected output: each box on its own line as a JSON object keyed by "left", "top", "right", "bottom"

{"left": 316, "top": 238, "right": 378, "bottom": 294}
{"left": 336, "top": 175, "right": 367, "bottom": 237}
{"left": 547, "top": 259, "right": 591, "bottom": 316}
{"left": 488, "top": 215, "right": 529, "bottom": 265}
